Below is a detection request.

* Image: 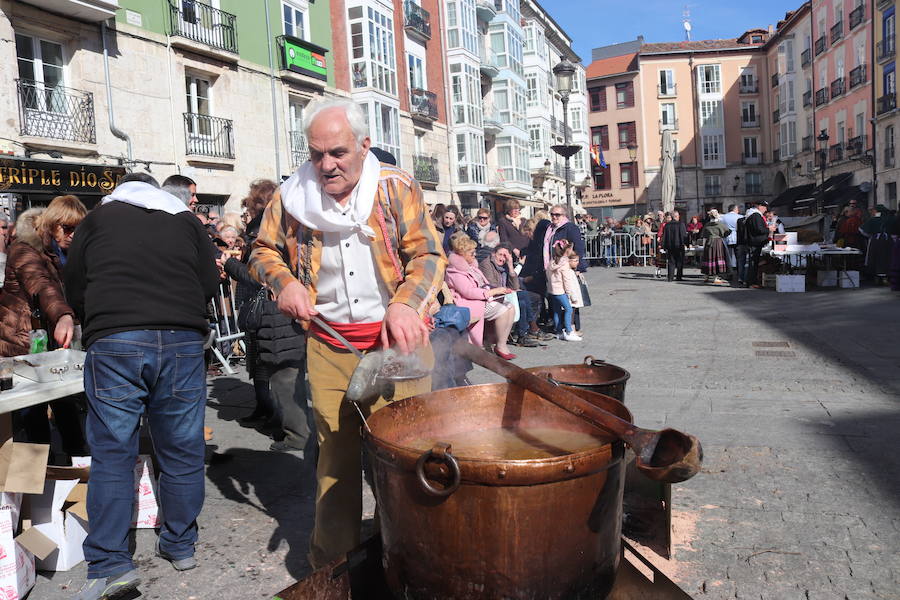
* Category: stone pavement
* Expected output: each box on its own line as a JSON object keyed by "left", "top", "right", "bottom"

{"left": 31, "top": 266, "right": 900, "bottom": 599}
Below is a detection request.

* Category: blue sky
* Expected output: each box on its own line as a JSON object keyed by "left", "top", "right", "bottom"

{"left": 549, "top": 0, "right": 801, "bottom": 63}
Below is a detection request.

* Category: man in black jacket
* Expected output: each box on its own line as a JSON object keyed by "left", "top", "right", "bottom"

{"left": 742, "top": 200, "right": 774, "bottom": 288}
{"left": 661, "top": 211, "right": 688, "bottom": 281}
{"left": 65, "top": 173, "right": 219, "bottom": 600}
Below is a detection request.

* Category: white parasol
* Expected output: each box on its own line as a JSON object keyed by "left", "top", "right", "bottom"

{"left": 660, "top": 129, "right": 676, "bottom": 214}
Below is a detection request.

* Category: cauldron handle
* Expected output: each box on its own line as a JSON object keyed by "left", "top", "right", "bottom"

{"left": 584, "top": 355, "right": 606, "bottom": 366}
{"left": 415, "top": 442, "right": 461, "bottom": 497}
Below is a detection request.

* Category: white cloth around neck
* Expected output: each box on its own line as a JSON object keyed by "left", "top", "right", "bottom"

{"left": 101, "top": 181, "right": 190, "bottom": 215}
{"left": 279, "top": 151, "right": 381, "bottom": 238}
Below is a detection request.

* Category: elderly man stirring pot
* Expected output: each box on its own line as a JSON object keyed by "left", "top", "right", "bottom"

{"left": 249, "top": 98, "right": 446, "bottom": 568}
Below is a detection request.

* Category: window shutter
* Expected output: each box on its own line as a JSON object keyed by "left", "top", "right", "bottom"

{"left": 601, "top": 125, "right": 609, "bottom": 150}
{"left": 625, "top": 82, "right": 634, "bottom": 107}
{"left": 628, "top": 122, "right": 636, "bottom": 145}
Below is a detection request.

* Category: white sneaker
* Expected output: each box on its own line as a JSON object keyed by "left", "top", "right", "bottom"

{"left": 562, "top": 331, "right": 582, "bottom": 341}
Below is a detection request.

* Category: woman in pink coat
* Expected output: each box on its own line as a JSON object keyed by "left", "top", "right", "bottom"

{"left": 444, "top": 234, "right": 517, "bottom": 359}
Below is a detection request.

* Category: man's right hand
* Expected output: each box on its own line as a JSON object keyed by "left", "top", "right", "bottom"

{"left": 277, "top": 280, "right": 317, "bottom": 321}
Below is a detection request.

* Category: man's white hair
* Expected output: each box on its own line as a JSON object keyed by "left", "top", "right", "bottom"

{"left": 303, "top": 97, "right": 369, "bottom": 147}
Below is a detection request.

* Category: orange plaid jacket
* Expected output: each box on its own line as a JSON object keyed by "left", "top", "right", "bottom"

{"left": 248, "top": 165, "right": 446, "bottom": 318}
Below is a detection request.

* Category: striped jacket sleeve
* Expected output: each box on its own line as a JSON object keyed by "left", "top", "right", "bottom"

{"left": 248, "top": 190, "right": 299, "bottom": 295}
{"left": 385, "top": 175, "right": 447, "bottom": 314}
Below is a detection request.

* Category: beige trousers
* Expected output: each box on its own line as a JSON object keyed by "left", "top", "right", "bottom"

{"left": 306, "top": 336, "right": 432, "bottom": 569}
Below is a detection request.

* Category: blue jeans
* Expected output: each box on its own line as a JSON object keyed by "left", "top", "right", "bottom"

{"left": 515, "top": 290, "right": 540, "bottom": 336}
{"left": 549, "top": 294, "right": 573, "bottom": 334}
{"left": 83, "top": 330, "right": 206, "bottom": 578}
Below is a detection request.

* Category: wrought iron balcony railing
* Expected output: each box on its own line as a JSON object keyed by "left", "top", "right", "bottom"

{"left": 878, "top": 37, "right": 896, "bottom": 62}
{"left": 289, "top": 131, "right": 309, "bottom": 167}
{"left": 410, "top": 88, "right": 438, "bottom": 120}
{"left": 746, "top": 183, "right": 763, "bottom": 195}
{"left": 772, "top": 109, "right": 780, "bottom": 123}
{"left": 739, "top": 82, "right": 758, "bottom": 93}
{"left": 849, "top": 4, "right": 865, "bottom": 30}
{"left": 849, "top": 64, "right": 867, "bottom": 88}
{"left": 657, "top": 83, "right": 677, "bottom": 97}
{"left": 741, "top": 152, "right": 762, "bottom": 165}
{"left": 801, "top": 48, "right": 811, "bottom": 67}
{"left": 168, "top": 0, "right": 238, "bottom": 53}
{"left": 412, "top": 154, "right": 439, "bottom": 184}
{"left": 658, "top": 118, "right": 678, "bottom": 132}
{"left": 741, "top": 117, "right": 759, "bottom": 128}
{"left": 773, "top": 149, "right": 780, "bottom": 162}
{"left": 704, "top": 184, "right": 722, "bottom": 196}
{"left": 803, "top": 90, "right": 813, "bottom": 107}
{"left": 829, "top": 143, "right": 844, "bottom": 162}
{"left": 184, "top": 112, "right": 234, "bottom": 159}
{"left": 846, "top": 135, "right": 867, "bottom": 156}
{"left": 550, "top": 115, "right": 572, "bottom": 140}
{"left": 815, "top": 87, "right": 829, "bottom": 106}
{"left": 830, "top": 77, "right": 845, "bottom": 98}
{"left": 404, "top": 0, "right": 431, "bottom": 41}
{"left": 878, "top": 93, "right": 896, "bottom": 114}
{"left": 771, "top": 73, "right": 779, "bottom": 88}
{"left": 815, "top": 36, "right": 827, "bottom": 56}
{"left": 830, "top": 20, "right": 843, "bottom": 44}
{"left": 16, "top": 79, "right": 96, "bottom": 144}
{"left": 878, "top": 0, "right": 891, "bottom": 10}
{"left": 802, "top": 135, "right": 813, "bottom": 152}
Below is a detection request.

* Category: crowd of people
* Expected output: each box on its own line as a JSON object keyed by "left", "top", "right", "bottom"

{"left": 433, "top": 198, "right": 590, "bottom": 357}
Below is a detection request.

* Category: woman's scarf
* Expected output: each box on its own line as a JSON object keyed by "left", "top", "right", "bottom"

{"left": 543, "top": 216, "right": 569, "bottom": 268}
{"left": 472, "top": 221, "right": 491, "bottom": 245}
{"left": 448, "top": 251, "right": 488, "bottom": 287}
{"left": 102, "top": 181, "right": 190, "bottom": 215}
{"left": 279, "top": 151, "right": 381, "bottom": 238}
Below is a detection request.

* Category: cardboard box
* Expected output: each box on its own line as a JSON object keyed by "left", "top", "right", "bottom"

{"left": 0, "top": 497, "right": 34, "bottom": 600}
{"left": 762, "top": 273, "right": 777, "bottom": 289}
{"left": 816, "top": 270, "right": 838, "bottom": 287}
{"left": 27, "top": 479, "right": 88, "bottom": 572}
{"left": 0, "top": 414, "right": 50, "bottom": 496}
{"left": 69, "top": 456, "right": 160, "bottom": 529}
{"left": 776, "top": 274, "right": 806, "bottom": 293}
{"left": 839, "top": 270, "right": 860, "bottom": 288}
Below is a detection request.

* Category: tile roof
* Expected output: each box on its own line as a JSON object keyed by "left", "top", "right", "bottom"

{"left": 585, "top": 53, "right": 638, "bottom": 79}
{"left": 641, "top": 39, "right": 761, "bottom": 53}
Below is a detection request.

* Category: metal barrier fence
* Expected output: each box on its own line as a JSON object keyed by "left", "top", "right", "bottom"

{"left": 584, "top": 233, "right": 658, "bottom": 267}
{"left": 208, "top": 281, "right": 245, "bottom": 375}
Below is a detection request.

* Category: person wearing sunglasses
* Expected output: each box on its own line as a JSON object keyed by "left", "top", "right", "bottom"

{"left": 465, "top": 208, "right": 497, "bottom": 250}
{"left": 0, "top": 195, "right": 88, "bottom": 462}
{"left": 541, "top": 205, "right": 587, "bottom": 333}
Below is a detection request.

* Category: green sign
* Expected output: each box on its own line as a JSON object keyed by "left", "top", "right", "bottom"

{"left": 283, "top": 36, "right": 328, "bottom": 81}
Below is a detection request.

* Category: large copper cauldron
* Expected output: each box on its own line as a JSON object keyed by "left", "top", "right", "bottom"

{"left": 363, "top": 383, "right": 632, "bottom": 599}
{"left": 527, "top": 356, "right": 631, "bottom": 403}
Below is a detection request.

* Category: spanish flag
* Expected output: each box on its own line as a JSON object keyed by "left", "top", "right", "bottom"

{"left": 591, "top": 145, "right": 607, "bottom": 169}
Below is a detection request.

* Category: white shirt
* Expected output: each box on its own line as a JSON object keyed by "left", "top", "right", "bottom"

{"left": 315, "top": 188, "right": 391, "bottom": 323}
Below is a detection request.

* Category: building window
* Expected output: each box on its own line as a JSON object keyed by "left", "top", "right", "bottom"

{"left": 593, "top": 164, "right": 611, "bottom": 190}
{"left": 490, "top": 23, "right": 524, "bottom": 77}
{"left": 589, "top": 86, "right": 606, "bottom": 111}
{"left": 283, "top": 0, "right": 308, "bottom": 39}
{"left": 617, "top": 121, "right": 636, "bottom": 148}
{"left": 372, "top": 101, "right": 400, "bottom": 160}
{"left": 743, "top": 136, "right": 759, "bottom": 159}
{"left": 741, "top": 101, "right": 757, "bottom": 125}
{"left": 450, "top": 62, "right": 482, "bottom": 127}
{"left": 573, "top": 149, "right": 585, "bottom": 172}
{"left": 569, "top": 105, "right": 584, "bottom": 133}
{"left": 408, "top": 53, "right": 425, "bottom": 90}
{"left": 525, "top": 71, "right": 538, "bottom": 107}
{"left": 745, "top": 172, "right": 762, "bottom": 194}
{"left": 660, "top": 103, "right": 676, "bottom": 129}
{"left": 700, "top": 100, "right": 723, "bottom": 129}
{"left": 591, "top": 125, "right": 609, "bottom": 150}
{"left": 697, "top": 64, "right": 721, "bottom": 94}
{"left": 496, "top": 135, "right": 530, "bottom": 184}
{"left": 704, "top": 174, "right": 721, "bottom": 196}
{"left": 780, "top": 120, "right": 797, "bottom": 157}
{"left": 740, "top": 67, "right": 756, "bottom": 91}
{"left": 348, "top": 4, "right": 397, "bottom": 96}
{"left": 619, "top": 162, "right": 635, "bottom": 187}
{"left": 456, "top": 131, "right": 486, "bottom": 184}
{"left": 887, "top": 181, "right": 897, "bottom": 207}
{"left": 885, "top": 125, "right": 895, "bottom": 166}
{"left": 702, "top": 134, "right": 724, "bottom": 167}
{"left": 15, "top": 33, "right": 64, "bottom": 90}
{"left": 528, "top": 124, "right": 543, "bottom": 156}
{"left": 615, "top": 81, "right": 634, "bottom": 108}
{"left": 446, "top": 0, "right": 478, "bottom": 54}
{"left": 658, "top": 69, "right": 675, "bottom": 95}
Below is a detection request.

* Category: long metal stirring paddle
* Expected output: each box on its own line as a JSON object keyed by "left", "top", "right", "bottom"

{"left": 308, "top": 316, "right": 372, "bottom": 432}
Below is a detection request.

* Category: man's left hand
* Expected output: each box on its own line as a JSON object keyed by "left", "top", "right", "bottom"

{"left": 381, "top": 303, "right": 429, "bottom": 355}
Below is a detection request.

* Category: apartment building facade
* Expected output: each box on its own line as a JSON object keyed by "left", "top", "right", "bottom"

{"left": 875, "top": 0, "right": 899, "bottom": 209}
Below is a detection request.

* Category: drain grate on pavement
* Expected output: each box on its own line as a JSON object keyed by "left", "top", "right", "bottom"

{"left": 755, "top": 350, "right": 797, "bottom": 358}
{"left": 752, "top": 341, "right": 791, "bottom": 348}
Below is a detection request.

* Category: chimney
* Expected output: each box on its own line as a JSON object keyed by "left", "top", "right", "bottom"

{"left": 768, "top": 24, "right": 775, "bottom": 34}
{"left": 638, "top": 35, "right": 644, "bottom": 44}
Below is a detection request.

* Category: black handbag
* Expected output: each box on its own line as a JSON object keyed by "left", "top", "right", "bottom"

{"left": 578, "top": 274, "right": 592, "bottom": 308}
{"left": 238, "top": 286, "right": 271, "bottom": 331}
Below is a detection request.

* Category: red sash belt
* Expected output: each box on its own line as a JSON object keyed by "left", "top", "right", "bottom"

{"left": 310, "top": 319, "right": 383, "bottom": 352}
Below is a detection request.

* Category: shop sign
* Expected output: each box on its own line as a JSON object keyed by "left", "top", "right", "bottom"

{"left": 0, "top": 158, "right": 126, "bottom": 195}
{"left": 282, "top": 36, "right": 328, "bottom": 81}
{"left": 583, "top": 190, "right": 631, "bottom": 208}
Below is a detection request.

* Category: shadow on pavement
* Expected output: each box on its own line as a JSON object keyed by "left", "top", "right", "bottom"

{"left": 207, "top": 377, "right": 256, "bottom": 422}
{"left": 206, "top": 447, "right": 317, "bottom": 580}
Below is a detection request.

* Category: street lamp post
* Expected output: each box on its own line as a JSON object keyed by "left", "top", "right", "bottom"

{"left": 551, "top": 58, "right": 581, "bottom": 216}
{"left": 627, "top": 143, "right": 638, "bottom": 218}
{"left": 816, "top": 129, "right": 829, "bottom": 215}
